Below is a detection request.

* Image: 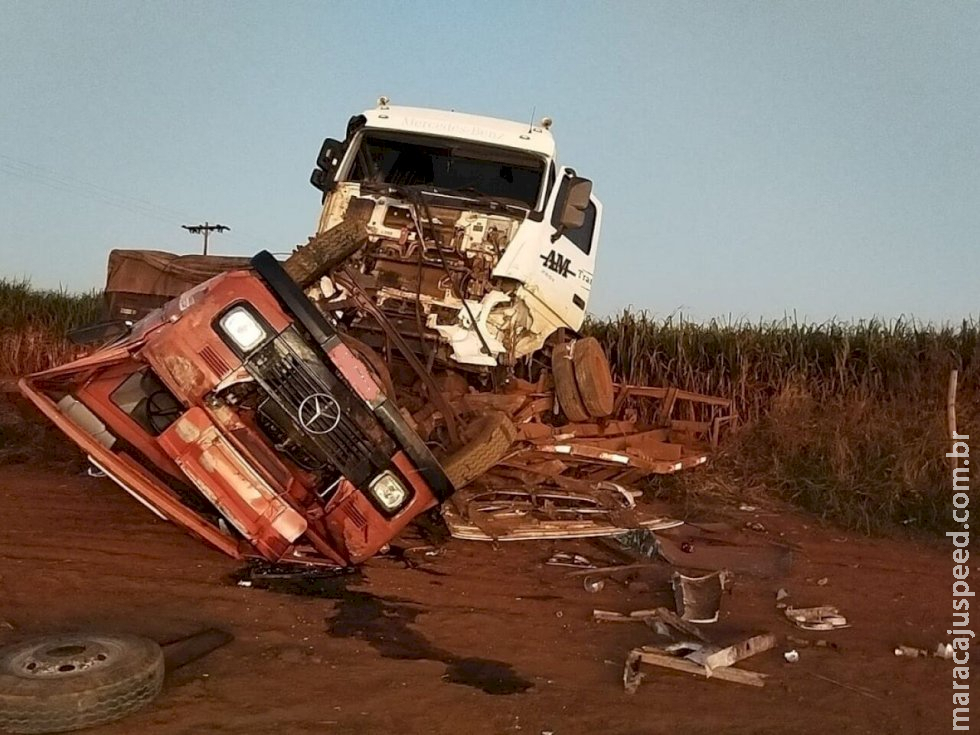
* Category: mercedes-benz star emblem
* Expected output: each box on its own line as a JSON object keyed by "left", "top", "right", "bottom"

{"left": 297, "top": 393, "right": 342, "bottom": 435}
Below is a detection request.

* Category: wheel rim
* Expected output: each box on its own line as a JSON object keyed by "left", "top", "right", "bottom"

{"left": 6, "top": 637, "right": 122, "bottom": 679}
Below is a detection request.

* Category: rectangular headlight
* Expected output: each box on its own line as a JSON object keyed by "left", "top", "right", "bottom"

{"left": 218, "top": 306, "right": 267, "bottom": 352}
{"left": 369, "top": 472, "right": 409, "bottom": 512}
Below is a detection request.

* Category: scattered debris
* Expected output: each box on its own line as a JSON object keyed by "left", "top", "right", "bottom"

{"left": 692, "top": 633, "right": 777, "bottom": 674}
{"left": 786, "top": 635, "right": 839, "bottom": 651}
{"left": 894, "top": 643, "right": 954, "bottom": 660}
{"left": 442, "top": 485, "right": 683, "bottom": 542}
{"left": 672, "top": 570, "right": 734, "bottom": 624}
{"left": 583, "top": 576, "right": 605, "bottom": 593}
{"left": 545, "top": 552, "right": 595, "bottom": 569}
{"left": 592, "top": 608, "right": 708, "bottom": 642}
{"left": 783, "top": 649, "right": 800, "bottom": 663}
{"left": 894, "top": 645, "right": 929, "bottom": 658}
{"left": 624, "top": 637, "right": 771, "bottom": 693}
{"left": 816, "top": 577, "right": 829, "bottom": 586}
{"left": 614, "top": 529, "right": 662, "bottom": 559}
{"left": 775, "top": 588, "right": 790, "bottom": 601}
{"left": 784, "top": 605, "right": 849, "bottom": 631}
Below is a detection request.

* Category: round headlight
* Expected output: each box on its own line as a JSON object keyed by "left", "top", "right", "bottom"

{"left": 369, "top": 472, "right": 409, "bottom": 512}
{"left": 219, "top": 306, "right": 267, "bottom": 352}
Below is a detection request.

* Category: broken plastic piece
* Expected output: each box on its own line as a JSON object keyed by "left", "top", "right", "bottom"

{"left": 784, "top": 605, "right": 849, "bottom": 631}
{"left": 894, "top": 645, "right": 929, "bottom": 658}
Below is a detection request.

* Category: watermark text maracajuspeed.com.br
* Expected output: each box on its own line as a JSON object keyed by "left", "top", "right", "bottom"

{"left": 948, "top": 431, "right": 971, "bottom": 731}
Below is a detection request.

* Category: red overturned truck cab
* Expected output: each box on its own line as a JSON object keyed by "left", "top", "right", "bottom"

{"left": 19, "top": 252, "right": 454, "bottom": 566}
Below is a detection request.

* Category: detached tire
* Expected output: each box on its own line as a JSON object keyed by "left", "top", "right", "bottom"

{"left": 551, "top": 342, "right": 590, "bottom": 423}
{"left": 572, "top": 337, "right": 615, "bottom": 418}
{"left": 442, "top": 412, "right": 517, "bottom": 489}
{"left": 283, "top": 198, "right": 374, "bottom": 287}
{"left": 0, "top": 634, "right": 164, "bottom": 734}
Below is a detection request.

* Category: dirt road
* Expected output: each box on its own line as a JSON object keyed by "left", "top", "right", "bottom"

{"left": 0, "top": 466, "right": 957, "bottom": 734}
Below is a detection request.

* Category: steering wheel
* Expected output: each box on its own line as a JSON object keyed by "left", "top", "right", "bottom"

{"left": 145, "top": 389, "right": 183, "bottom": 432}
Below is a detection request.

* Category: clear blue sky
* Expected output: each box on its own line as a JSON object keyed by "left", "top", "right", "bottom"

{"left": 1, "top": 1, "right": 977, "bottom": 322}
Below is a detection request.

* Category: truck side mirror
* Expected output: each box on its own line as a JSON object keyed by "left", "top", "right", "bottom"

{"left": 311, "top": 137, "right": 345, "bottom": 192}
{"left": 551, "top": 176, "right": 593, "bottom": 241}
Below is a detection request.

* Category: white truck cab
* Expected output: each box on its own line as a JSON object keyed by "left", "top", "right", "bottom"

{"left": 308, "top": 98, "right": 602, "bottom": 371}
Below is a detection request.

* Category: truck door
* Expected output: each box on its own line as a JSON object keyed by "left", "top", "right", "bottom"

{"left": 521, "top": 166, "right": 602, "bottom": 331}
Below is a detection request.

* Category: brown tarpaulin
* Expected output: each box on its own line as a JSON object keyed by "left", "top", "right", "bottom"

{"left": 105, "top": 249, "right": 252, "bottom": 320}
{"left": 106, "top": 249, "right": 252, "bottom": 297}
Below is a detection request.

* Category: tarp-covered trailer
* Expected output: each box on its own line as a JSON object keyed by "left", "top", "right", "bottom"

{"left": 105, "top": 250, "right": 251, "bottom": 321}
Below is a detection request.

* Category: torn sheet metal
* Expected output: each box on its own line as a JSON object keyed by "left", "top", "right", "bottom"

{"left": 442, "top": 485, "right": 683, "bottom": 541}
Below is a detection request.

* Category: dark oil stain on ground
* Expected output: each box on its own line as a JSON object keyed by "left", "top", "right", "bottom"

{"left": 231, "top": 563, "right": 532, "bottom": 695}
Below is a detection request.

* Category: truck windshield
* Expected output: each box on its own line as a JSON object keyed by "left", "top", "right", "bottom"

{"left": 346, "top": 131, "right": 545, "bottom": 208}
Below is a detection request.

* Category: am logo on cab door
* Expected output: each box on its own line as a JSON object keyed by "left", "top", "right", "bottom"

{"left": 540, "top": 249, "right": 575, "bottom": 278}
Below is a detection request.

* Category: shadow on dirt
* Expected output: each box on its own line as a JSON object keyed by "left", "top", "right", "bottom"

{"left": 232, "top": 564, "right": 532, "bottom": 695}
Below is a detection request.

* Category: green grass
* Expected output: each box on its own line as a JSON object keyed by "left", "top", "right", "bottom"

{"left": 0, "top": 278, "right": 103, "bottom": 375}
{"left": 586, "top": 311, "right": 979, "bottom": 535}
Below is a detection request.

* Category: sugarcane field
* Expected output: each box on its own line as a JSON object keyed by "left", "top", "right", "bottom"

{"left": 0, "top": 4, "right": 977, "bottom": 734}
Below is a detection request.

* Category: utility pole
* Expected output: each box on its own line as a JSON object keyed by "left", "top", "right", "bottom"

{"left": 181, "top": 222, "right": 229, "bottom": 255}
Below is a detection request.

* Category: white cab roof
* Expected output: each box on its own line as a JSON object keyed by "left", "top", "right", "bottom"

{"left": 360, "top": 105, "right": 556, "bottom": 158}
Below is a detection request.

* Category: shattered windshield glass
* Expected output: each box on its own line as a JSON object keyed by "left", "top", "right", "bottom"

{"left": 346, "top": 131, "right": 546, "bottom": 208}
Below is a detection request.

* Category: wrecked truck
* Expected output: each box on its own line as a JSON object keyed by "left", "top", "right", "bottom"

{"left": 19, "top": 101, "right": 611, "bottom": 566}
{"left": 292, "top": 98, "right": 602, "bottom": 375}
{"left": 20, "top": 255, "right": 463, "bottom": 565}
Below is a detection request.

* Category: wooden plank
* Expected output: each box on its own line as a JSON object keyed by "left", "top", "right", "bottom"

{"left": 626, "top": 438, "right": 682, "bottom": 460}
{"left": 513, "top": 396, "right": 553, "bottom": 423}
{"left": 628, "top": 649, "right": 767, "bottom": 688}
{"left": 614, "top": 383, "right": 733, "bottom": 408}
{"left": 701, "top": 634, "right": 777, "bottom": 672}
{"left": 615, "top": 384, "right": 668, "bottom": 400}
{"left": 678, "top": 454, "right": 709, "bottom": 469}
{"left": 537, "top": 444, "right": 632, "bottom": 465}
{"left": 516, "top": 422, "right": 554, "bottom": 441}
{"left": 497, "top": 458, "right": 568, "bottom": 477}
{"left": 554, "top": 420, "right": 640, "bottom": 437}
{"left": 612, "top": 385, "right": 634, "bottom": 418}
{"left": 585, "top": 430, "right": 675, "bottom": 455}
{"left": 657, "top": 386, "right": 678, "bottom": 424}
{"left": 578, "top": 466, "right": 623, "bottom": 483}
{"left": 458, "top": 393, "right": 528, "bottom": 414}
{"left": 535, "top": 443, "right": 684, "bottom": 473}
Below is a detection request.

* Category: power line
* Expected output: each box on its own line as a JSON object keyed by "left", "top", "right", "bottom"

{"left": 0, "top": 151, "right": 282, "bottom": 250}
{"left": 0, "top": 153, "right": 198, "bottom": 223}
